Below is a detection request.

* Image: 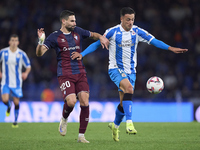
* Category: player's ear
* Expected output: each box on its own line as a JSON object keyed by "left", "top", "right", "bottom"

{"left": 62, "top": 19, "right": 66, "bottom": 24}
{"left": 120, "top": 16, "right": 123, "bottom": 22}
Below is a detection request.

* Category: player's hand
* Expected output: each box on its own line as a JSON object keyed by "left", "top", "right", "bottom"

{"left": 71, "top": 52, "right": 83, "bottom": 60}
{"left": 22, "top": 72, "right": 28, "bottom": 80}
{"left": 37, "top": 28, "right": 45, "bottom": 38}
{"left": 0, "top": 72, "right": 2, "bottom": 79}
{"left": 99, "top": 36, "right": 109, "bottom": 50}
{"left": 168, "top": 47, "right": 188, "bottom": 53}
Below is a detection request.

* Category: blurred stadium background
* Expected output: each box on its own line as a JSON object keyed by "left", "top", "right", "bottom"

{"left": 0, "top": 0, "right": 200, "bottom": 122}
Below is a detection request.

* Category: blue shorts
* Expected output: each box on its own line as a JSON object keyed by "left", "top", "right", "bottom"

{"left": 108, "top": 68, "right": 136, "bottom": 92}
{"left": 1, "top": 84, "right": 23, "bottom": 98}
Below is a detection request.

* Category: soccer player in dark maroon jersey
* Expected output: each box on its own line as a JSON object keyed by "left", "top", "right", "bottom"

{"left": 36, "top": 10, "right": 109, "bottom": 143}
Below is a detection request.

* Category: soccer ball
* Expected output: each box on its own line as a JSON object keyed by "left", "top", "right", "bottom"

{"left": 146, "top": 76, "right": 164, "bottom": 94}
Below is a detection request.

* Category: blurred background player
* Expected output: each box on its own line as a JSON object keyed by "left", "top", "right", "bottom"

{"left": 71, "top": 7, "right": 188, "bottom": 141}
{"left": 0, "top": 34, "right": 31, "bottom": 128}
{"left": 36, "top": 10, "right": 109, "bottom": 143}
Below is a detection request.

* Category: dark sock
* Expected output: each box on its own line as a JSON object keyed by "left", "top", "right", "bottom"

{"left": 3, "top": 101, "right": 11, "bottom": 108}
{"left": 14, "top": 105, "right": 19, "bottom": 122}
{"left": 62, "top": 102, "right": 74, "bottom": 119}
{"left": 114, "top": 104, "right": 125, "bottom": 126}
{"left": 79, "top": 105, "right": 89, "bottom": 134}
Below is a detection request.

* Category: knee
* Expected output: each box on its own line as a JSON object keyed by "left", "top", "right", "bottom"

{"left": 67, "top": 100, "right": 76, "bottom": 107}
{"left": 1, "top": 95, "right": 9, "bottom": 102}
{"left": 2, "top": 98, "right": 8, "bottom": 103}
{"left": 80, "top": 101, "right": 89, "bottom": 106}
{"left": 66, "top": 97, "right": 76, "bottom": 107}
{"left": 78, "top": 92, "right": 89, "bottom": 106}
{"left": 124, "top": 85, "right": 133, "bottom": 94}
{"left": 14, "top": 101, "right": 19, "bottom": 106}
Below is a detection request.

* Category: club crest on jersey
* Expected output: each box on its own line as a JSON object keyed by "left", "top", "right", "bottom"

{"left": 74, "top": 34, "right": 78, "bottom": 40}
{"left": 132, "top": 31, "right": 136, "bottom": 35}
{"left": 121, "top": 73, "right": 126, "bottom": 77}
{"left": 17, "top": 53, "right": 20, "bottom": 58}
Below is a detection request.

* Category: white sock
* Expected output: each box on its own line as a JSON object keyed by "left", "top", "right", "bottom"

{"left": 126, "top": 120, "right": 132, "bottom": 123}
{"left": 79, "top": 133, "right": 84, "bottom": 137}
{"left": 114, "top": 123, "right": 119, "bottom": 128}
{"left": 62, "top": 117, "right": 67, "bottom": 121}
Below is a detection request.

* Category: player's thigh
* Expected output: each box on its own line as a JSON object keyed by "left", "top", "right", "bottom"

{"left": 120, "top": 73, "right": 136, "bottom": 94}
{"left": 13, "top": 97, "right": 20, "bottom": 105}
{"left": 128, "top": 73, "right": 136, "bottom": 91}
{"left": 78, "top": 92, "right": 89, "bottom": 106}
{"left": 119, "top": 78, "right": 134, "bottom": 93}
{"left": 1, "top": 85, "right": 10, "bottom": 102}
{"left": 108, "top": 68, "right": 130, "bottom": 92}
{"left": 75, "top": 74, "right": 89, "bottom": 106}
{"left": 75, "top": 73, "right": 89, "bottom": 95}
{"left": 1, "top": 94, "right": 9, "bottom": 102}
{"left": 58, "top": 76, "right": 76, "bottom": 101}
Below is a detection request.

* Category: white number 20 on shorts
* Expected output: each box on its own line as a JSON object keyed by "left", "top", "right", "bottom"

{"left": 60, "top": 81, "right": 71, "bottom": 91}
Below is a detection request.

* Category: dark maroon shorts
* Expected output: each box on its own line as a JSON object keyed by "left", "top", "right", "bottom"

{"left": 57, "top": 73, "right": 89, "bottom": 100}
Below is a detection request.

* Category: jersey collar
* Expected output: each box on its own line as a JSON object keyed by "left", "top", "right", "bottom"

{"left": 120, "top": 24, "right": 133, "bottom": 32}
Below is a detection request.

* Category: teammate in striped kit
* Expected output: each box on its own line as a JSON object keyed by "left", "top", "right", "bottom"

{"left": 0, "top": 34, "right": 31, "bottom": 128}
{"left": 71, "top": 7, "right": 188, "bottom": 141}
{"left": 36, "top": 10, "right": 109, "bottom": 143}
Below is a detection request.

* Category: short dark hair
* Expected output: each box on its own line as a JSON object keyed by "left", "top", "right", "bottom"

{"left": 9, "top": 34, "right": 18, "bottom": 40}
{"left": 60, "top": 10, "right": 75, "bottom": 22}
{"left": 120, "top": 7, "right": 135, "bottom": 17}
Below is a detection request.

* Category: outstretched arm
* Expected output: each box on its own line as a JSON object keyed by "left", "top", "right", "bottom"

{"left": 36, "top": 28, "right": 48, "bottom": 56}
{"left": 150, "top": 38, "right": 188, "bottom": 53}
{"left": 90, "top": 32, "right": 109, "bottom": 50}
{"left": 71, "top": 40, "right": 101, "bottom": 60}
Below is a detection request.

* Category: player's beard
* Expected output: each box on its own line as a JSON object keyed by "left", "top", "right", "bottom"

{"left": 66, "top": 26, "right": 75, "bottom": 32}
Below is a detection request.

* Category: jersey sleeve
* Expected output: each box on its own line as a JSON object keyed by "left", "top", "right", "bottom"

{"left": 137, "top": 27, "right": 155, "bottom": 44}
{"left": 103, "top": 28, "right": 115, "bottom": 39}
{"left": 44, "top": 33, "right": 57, "bottom": 49}
{"left": 81, "top": 40, "right": 101, "bottom": 57}
{"left": 22, "top": 52, "right": 31, "bottom": 68}
{"left": 75, "top": 27, "right": 91, "bottom": 39}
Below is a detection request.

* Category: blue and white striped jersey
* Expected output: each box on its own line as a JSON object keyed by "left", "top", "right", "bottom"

{"left": 0, "top": 47, "right": 31, "bottom": 88}
{"left": 104, "top": 24, "right": 154, "bottom": 74}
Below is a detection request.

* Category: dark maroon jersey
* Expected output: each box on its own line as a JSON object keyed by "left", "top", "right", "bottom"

{"left": 44, "top": 27, "right": 91, "bottom": 76}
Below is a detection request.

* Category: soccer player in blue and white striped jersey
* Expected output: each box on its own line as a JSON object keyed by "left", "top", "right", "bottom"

{"left": 71, "top": 7, "right": 188, "bottom": 142}
{"left": 0, "top": 34, "right": 31, "bottom": 128}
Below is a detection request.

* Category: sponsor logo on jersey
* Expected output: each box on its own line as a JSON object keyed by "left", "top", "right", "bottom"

{"left": 118, "top": 39, "right": 134, "bottom": 47}
{"left": 61, "top": 39, "right": 65, "bottom": 42}
{"left": 63, "top": 46, "right": 80, "bottom": 51}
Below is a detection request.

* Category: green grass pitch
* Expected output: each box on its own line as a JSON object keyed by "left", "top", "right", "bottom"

{"left": 0, "top": 122, "right": 199, "bottom": 150}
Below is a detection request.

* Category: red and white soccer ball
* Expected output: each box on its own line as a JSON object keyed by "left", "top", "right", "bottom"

{"left": 146, "top": 76, "right": 164, "bottom": 94}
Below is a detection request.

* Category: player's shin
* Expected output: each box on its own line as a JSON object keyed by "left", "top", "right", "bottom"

{"left": 114, "top": 104, "right": 125, "bottom": 128}
{"left": 62, "top": 102, "right": 74, "bottom": 119}
{"left": 79, "top": 105, "right": 89, "bottom": 134}
{"left": 122, "top": 93, "right": 133, "bottom": 121}
{"left": 14, "top": 104, "right": 19, "bottom": 122}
